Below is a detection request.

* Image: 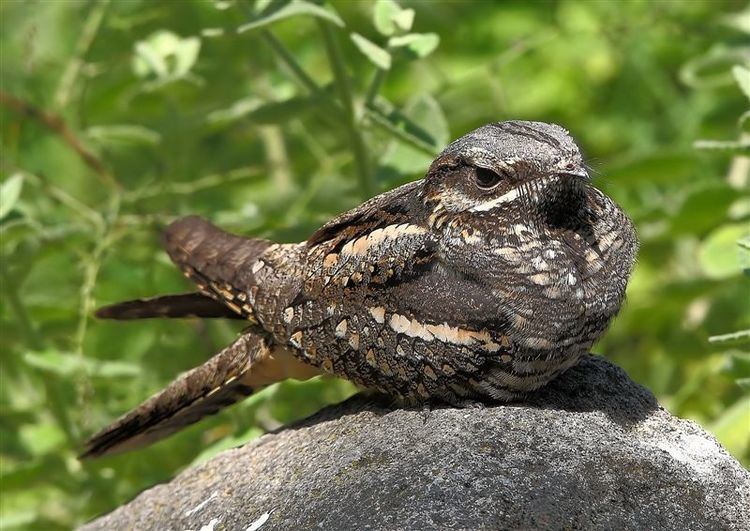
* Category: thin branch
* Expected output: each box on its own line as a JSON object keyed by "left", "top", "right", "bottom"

{"left": 260, "top": 30, "right": 322, "bottom": 95}
{"left": 0, "top": 91, "right": 118, "bottom": 188}
{"left": 365, "top": 107, "right": 438, "bottom": 156}
{"left": 0, "top": 264, "right": 42, "bottom": 351}
{"left": 319, "top": 22, "right": 373, "bottom": 197}
{"left": 365, "top": 67, "right": 387, "bottom": 109}
{"left": 23, "top": 171, "right": 104, "bottom": 229}
{"left": 54, "top": 0, "right": 110, "bottom": 109}
{"left": 122, "top": 165, "right": 264, "bottom": 202}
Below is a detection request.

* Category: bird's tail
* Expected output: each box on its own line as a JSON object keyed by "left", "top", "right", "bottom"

{"left": 95, "top": 292, "right": 243, "bottom": 320}
{"left": 94, "top": 215, "right": 272, "bottom": 322}
{"left": 81, "top": 332, "right": 320, "bottom": 458}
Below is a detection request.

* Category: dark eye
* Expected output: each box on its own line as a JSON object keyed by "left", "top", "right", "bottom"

{"left": 474, "top": 167, "right": 505, "bottom": 190}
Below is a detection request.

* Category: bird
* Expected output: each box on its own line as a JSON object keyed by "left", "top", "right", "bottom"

{"left": 81, "top": 120, "right": 638, "bottom": 458}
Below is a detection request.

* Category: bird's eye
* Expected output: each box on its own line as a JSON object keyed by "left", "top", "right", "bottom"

{"left": 474, "top": 167, "right": 505, "bottom": 190}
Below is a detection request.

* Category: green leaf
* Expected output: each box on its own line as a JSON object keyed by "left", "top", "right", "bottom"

{"left": 19, "top": 422, "right": 67, "bottom": 456}
{"left": 698, "top": 224, "right": 748, "bottom": 279}
{"left": 238, "top": 0, "right": 344, "bottom": 33}
{"left": 208, "top": 95, "right": 321, "bottom": 127}
{"left": 93, "top": 360, "right": 141, "bottom": 378}
{"left": 24, "top": 350, "right": 84, "bottom": 377}
{"left": 739, "top": 110, "right": 750, "bottom": 132}
{"left": 350, "top": 33, "right": 392, "bottom": 70}
{"left": 255, "top": 0, "right": 273, "bottom": 12}
{"left": 23, "top": 350, "right": 140, "bottom": 378}
{"left": 190, "top": 426, "right": 263, "bottom": 466}
{"left": 388, "top": 33, "right": 440, "bottom": 58}
{"left": 710, "top": 397, "right": 750, "bottom": 460}
{"left": 132, "top": 31, "right": 201, "bottom": 81}
{"left": 693, "top": 138, "right": 750, "bottom": 154}
{"left": 733, "top": 65, "right": 750, "bottom": 100}
{"left": 374, "top": 0, "right": 398, "bottom": 36}
{"left": 722, "top": 6, "right": 750, "bottom": 34}
{"left": 85, "top": 125, "right": 162, "bottom": 146}
{"left": 392, "top": 8, "right": 415, "bottom": 32}
{"left": 373, "top": 0, "right": 414, "bottom": 36}
{"left": 378, "top": 94, "right": 448, "bottom": 174}
{"left": 709, "top": 330, "right": 750, "bottom": 345}
{"left": 680, "top": 47, "right": 750, "bottom": 89}
{"left": 173, "top": 37, "right": 201, "bottom": 77}
{"left": 606, "top": 153, "right": 696, "bottom": 185}
{"left": 0, "top": 173, "right": 24, "bottom": 220}
{"left": 669, "top": 184, "right": 740, "bottom": 235}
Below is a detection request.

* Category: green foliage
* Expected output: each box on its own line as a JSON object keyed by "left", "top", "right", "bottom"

{"left": 1, "top": 0, "right": 748, "bottom": 528}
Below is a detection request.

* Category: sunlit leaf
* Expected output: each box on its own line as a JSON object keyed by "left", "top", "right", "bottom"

{"left": 132, "top": 31, "right": 201, "bottom": 81}
{"left": 208, "top": 95, "right": 322, "bottom": 127}
{"left": 373, "top": 0, "right": 414, "bottom": 36}
{"left": 0, "top": 173, "right": 24, "bottom": 220}
{"left": 388, "top": 33, "right": 440, "bottom": 58}
{"left": 350, "top": 33, "right": 391, "bottom": 70}
{"left": 606, "top": 153, "right": 697, "bottom": 184}
{"left": 378, "top": 94, "right": 448, "bottom": 174}
{"left": 392, "top": 8, "right": 415, "bottom": 32}
{"left": 238, "top": 0, "right": 344, "bottom": 33}
{"left": 86, "top": 125, "right": 162, "bottom": 147}
{"left": 722, "top": 6, "right": 750, "bottom": 34}
{"left": 680, "top": 46, "right": 750, "bottom": 89}
{"left": 709, "top": 330, "right": 750, "bottom": 345}
{"left": 190, "top": 426, "right": 263, "bottom": 466}
{"left": 373, "top": 0, "right": 398, "bottom": 36}
{"left": 23, "top": 350, "right": 140, "bottom": 378}
{"left": 698, "top": 224, "right": 747, "bottom": 279}
{"left": 733, "top": 65, "right": 750, "bottom": 100}
{"left": 173, "top": 37, "right": 201, "bottom": 77}
{"left": 19, "top": 422, "right": 66, "bottom": 456}
{"left": 710, "top": 397, "right": 750, "bottom": 459}
{"left": 669, "top": 185, "right": 740, "bottom": 235}
{"left": 693, "top": 138, "right": 750, "bottom": 153}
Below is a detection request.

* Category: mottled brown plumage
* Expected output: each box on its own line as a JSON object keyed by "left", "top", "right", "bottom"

{"left": 83, "top": 120, "right": 638, "bottom": 458}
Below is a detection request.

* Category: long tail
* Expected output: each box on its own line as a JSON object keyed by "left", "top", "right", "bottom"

{"left": 81, "top": 332, "right": 321, "bottom": 458}
{"left": 93, "top": 216, "right": 271, "bottom": 322}
{"left": 95, "top": 293, "right": 243, "bottom": 320}
{"left": 161, "top": 215, "right": 272, "bottom": 322}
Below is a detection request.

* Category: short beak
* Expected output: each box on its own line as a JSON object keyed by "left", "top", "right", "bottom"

{"left": 559, "top": 168, "right": 590, "bottom": 181}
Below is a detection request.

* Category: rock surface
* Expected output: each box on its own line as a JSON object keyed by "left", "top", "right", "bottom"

{"left": 82, "top": 355, "right": 749, "bottom": 531}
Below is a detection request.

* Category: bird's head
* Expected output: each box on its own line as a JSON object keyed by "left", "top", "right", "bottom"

{"left": 421, "top": 120, "right": 592, "bottom": 236}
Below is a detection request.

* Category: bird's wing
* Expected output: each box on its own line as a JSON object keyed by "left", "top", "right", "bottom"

{"left": 260, "top": 181, "right": 509, "bottom": 402}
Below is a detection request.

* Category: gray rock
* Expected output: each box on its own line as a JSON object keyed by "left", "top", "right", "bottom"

{"left": 82, "top": 355, "right": 749, "bottom": 531}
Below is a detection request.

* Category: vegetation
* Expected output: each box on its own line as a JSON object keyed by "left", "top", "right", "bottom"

{"left": 1, "top": 0, "right": 748, "bottom": 528}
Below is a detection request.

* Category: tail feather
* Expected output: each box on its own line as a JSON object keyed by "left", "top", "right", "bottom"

{"left": 81, "top": 333, "right": 265, "bottom": 458}
{"left": 81, "top": 333, "right": 322, "bottom": 458}
{"left": 95, "top": 293, "right": 243, "bottom": 320}
{"left": 163, "top": 216, "right": 271, "bottom": 321}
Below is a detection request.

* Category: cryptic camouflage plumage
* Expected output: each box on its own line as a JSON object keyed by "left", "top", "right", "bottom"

{"left": 83, "top": 120, "right": 638, "bottom": 458}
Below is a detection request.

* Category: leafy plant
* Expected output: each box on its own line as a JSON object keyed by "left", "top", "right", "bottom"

{"left": 1, "top": 0, "right": 747, "bottom": 528}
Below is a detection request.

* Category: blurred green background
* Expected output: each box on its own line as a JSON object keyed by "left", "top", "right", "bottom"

{"left": 1, "top": 0, "right": 749, "bottom": 528}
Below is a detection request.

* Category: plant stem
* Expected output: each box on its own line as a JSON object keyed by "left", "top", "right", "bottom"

{"left": 364, "top": 67, "right": 388, "bottom": 108}
{"left": 260, "top": 30, "right": 322, "bottom": 95}
{"left": 365, "top": 107, "right": 438, "bottom": 156}
{"left": 54, "top": 0, "right": 109, "bottom": 109}
{"left": 0, "top": 264, "right": 42, "bottom": 351}
{"left": 318, "top": 22, "right": 373, "bottom": 197}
